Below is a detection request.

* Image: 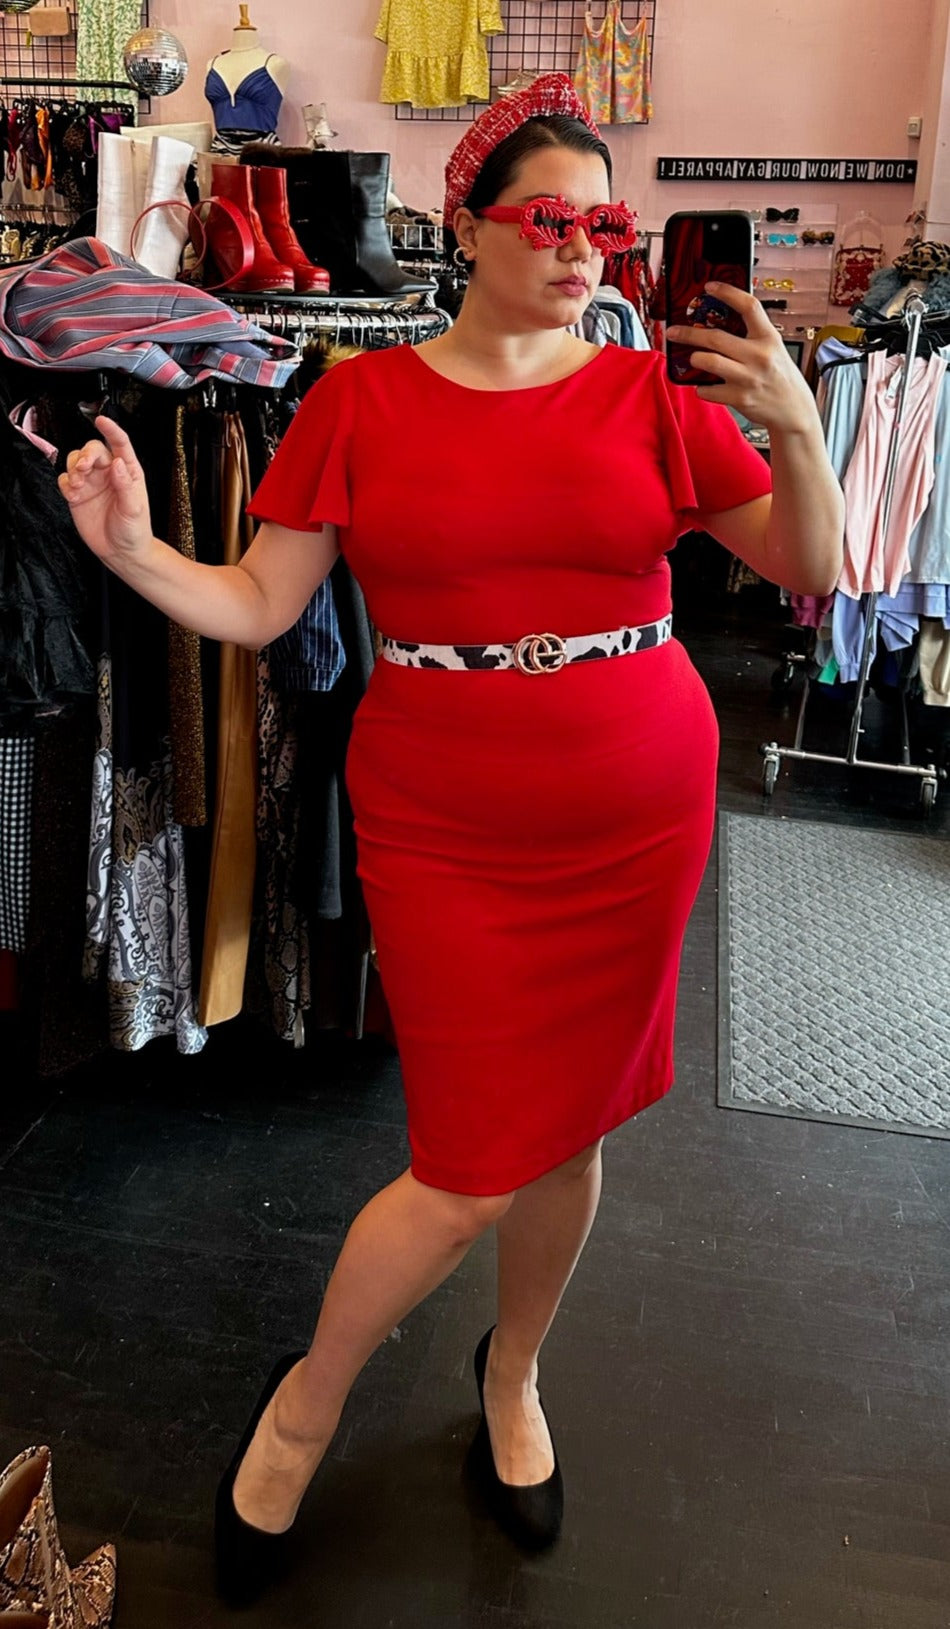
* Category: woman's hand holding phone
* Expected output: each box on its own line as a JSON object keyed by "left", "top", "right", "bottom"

{"left": 666, "top": 283, "right": 818, "bottom": 436}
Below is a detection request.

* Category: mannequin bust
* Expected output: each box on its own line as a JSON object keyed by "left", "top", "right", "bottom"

{"left": 204, "top": 5, "right": 290, "bottom": 153}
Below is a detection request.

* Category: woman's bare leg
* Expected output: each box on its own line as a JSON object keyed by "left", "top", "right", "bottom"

{"left": 485, "top": 1139, "right": 604, "bottom": 1484}
{"left": 231, "top": 1169, "right": 514, "bottom": 1532}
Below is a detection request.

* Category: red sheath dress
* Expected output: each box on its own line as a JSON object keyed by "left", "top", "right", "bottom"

{"left": 247, "top": 342, "right": 772, "bottom": 1194}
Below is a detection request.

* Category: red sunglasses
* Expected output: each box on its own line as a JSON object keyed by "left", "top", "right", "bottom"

{"left": 476, "top": 193, "right": 639, "bottom": 253}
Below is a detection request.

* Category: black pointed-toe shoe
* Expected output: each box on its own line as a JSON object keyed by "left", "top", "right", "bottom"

{"left": 214, "top": 1350, "right": 309, "bottom": 1607}
{"left": 466, "top": 1325, "right": 564, "bottom": 1551}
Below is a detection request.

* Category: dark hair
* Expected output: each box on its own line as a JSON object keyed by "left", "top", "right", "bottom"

{"left": 445, "top": 115, "right": 613, "bottom": 263}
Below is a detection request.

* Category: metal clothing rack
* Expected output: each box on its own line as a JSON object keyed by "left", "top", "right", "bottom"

{"left": 760, "top": 294, "right": 948, "bottom": 812}
{"left": 0, "top": 76, "right": 134, "bottom": 92}
{"left": 389, "top": 219, "right": 443, "bottom": 256}
{"left": 222, "top": 287, "right": 450, "bottom": 1042}
{"left": 222, "top": 292, "right": 453, "bottom": 349}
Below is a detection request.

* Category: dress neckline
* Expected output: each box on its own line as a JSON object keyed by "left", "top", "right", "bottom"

{"left": 405, "top": 341, "right": 608, "bottom": 395}
{"left": 206, "top": 54, "right": 278, "bottom": 107}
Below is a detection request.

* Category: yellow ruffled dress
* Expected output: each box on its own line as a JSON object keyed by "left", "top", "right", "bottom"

{"left": 375, "top": 0, "right": 504, "bottom": 108}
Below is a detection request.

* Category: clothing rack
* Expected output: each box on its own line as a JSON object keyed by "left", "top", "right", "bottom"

{"left": 392, "top": 256, "right": 447, "bottom": 278}
{"left": 0, "top": 76, "right": 134, "bottom": 91}
{"left": 760, "top": 295, "right": 948, "bottom": 811}
{"left": 223, "top": 293, "right": 452, "bottom": 347}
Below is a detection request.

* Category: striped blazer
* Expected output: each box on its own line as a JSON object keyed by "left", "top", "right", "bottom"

{"left": 0, "top": 236, "right": 300, "bottom": 390}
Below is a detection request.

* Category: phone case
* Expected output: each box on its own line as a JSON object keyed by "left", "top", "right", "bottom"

{"left": 663, "top": 210, "right": 754, "bottom": 386}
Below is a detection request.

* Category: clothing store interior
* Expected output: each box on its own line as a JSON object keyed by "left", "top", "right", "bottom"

{"left": 2, "top": 0, "right": 950, "bottom": 1624}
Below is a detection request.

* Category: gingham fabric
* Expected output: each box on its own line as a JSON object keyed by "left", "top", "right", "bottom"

{"left": 0, "top": 736, "right": 34, "bottom": 953}
{"left": 0, "top": 236, "right": 300, "bottom": 390}
{"left": 442, "top": 71, "right": 602, "bottom": 227}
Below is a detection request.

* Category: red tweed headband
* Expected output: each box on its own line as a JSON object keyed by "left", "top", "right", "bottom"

{"left": 443, "top": 72, "right": 603, "bottom": 228}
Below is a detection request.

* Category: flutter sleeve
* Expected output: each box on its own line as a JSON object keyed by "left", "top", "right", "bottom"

{"left": 479, "top": 0, "right": 505, "bottom": 34}
{"left": 246, "top": 357, "right": 357, "bottom": 533}
{"left": 654, "top": 364, "right": 773, "bottom": 524}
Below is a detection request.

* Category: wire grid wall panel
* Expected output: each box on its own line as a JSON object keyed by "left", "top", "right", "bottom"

{"left": 394, "top": 0, "right": 656, "bottom": 121}
{"left": 390, "top": 220, "right": 444, "bottom": 255}
{"left": 0, "top": 0, "right": 147, "bottom": 96}
{"left": 0, "top": 3, "right": 77, "bottom": 88}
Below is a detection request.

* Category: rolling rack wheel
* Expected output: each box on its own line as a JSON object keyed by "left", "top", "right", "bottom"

{"left": 920, "top": 776, "right": 938, "bottom": 815}
{"left": 770, "top": 657, "right": 798, "bottom": 694}
{"left": 760, "top": 744, "right": 780, "bottom": 797}
{"left": 770, "top": 636, "right": 811, "bottom": 697}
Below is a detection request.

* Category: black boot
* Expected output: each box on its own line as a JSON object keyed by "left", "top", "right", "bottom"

{"left": 241, "top": 145, "right": 436, "bottom": 298}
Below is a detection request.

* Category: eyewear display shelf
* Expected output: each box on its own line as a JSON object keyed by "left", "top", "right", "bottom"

{"left": 746, "top": 201, "right": 839, "bottom": 340}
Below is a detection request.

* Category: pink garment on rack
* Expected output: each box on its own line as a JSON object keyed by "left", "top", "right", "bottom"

{"left": 10, "top": 401, "right": 57, "bottom": 463}
{"left": 790, "top": 593, "right": 834, "bottom": 628}
{"left": 839, "top": 348, "right": 945, "bottom": 598}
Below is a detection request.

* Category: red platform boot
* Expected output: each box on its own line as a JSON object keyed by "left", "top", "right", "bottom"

{"left": 207, "top": 162, "right": 293, "bottom": 293}
{"left": 248, "top": 164, "right": 330, "bottom": 294}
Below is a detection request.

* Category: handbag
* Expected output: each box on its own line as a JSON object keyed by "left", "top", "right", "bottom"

{"left": 26, "top": 5, "right": 70, "bottom": 33}
{"left": 830, "top": 213, "right": 885, "bottom": 308}
{"left": 129, "top": 195, "right": 254, "bottom": 290}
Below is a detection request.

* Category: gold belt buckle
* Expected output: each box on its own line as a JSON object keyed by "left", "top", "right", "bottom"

{"left": 512, "top": 632, "right": 567, "bottom": 675}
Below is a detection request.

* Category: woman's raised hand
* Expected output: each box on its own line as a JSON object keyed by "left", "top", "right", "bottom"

{"left": 665, "top": 283, "right": 818, "bottom": 435}
{"left": 58, "top": 415, "right": 155, "bottom": 567}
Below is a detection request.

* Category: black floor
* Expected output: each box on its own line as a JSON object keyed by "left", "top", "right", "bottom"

{"left": 3, "top": 550, "right": 950, "bottom": 1628}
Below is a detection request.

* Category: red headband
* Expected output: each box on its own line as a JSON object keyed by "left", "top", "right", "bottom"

{"left": 443, "top": 72, "right": 604, "bottom": 229}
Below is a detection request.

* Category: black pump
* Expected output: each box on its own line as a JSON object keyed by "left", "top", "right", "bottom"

{"left": 213, "top": 1349, "right": 309, "bottom": 1607}
{"left": 240, "top": 145, "right": 437, "bottom": 298}
{"left": 465, "top": 1325, "right": 564, "bottom": 1550}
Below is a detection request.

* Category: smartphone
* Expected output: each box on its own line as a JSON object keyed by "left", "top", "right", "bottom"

{"left": 663, "top": 210, "right": 754, "bottom": 386}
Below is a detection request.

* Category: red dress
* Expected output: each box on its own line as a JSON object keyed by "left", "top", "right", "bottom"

{"left": 247, "top": 343, "right": 771, "bottom": 1194}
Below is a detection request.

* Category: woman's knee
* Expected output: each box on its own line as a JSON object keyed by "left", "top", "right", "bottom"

{"left": 425, "top": 1184, "right": 516, "bottom": 1242}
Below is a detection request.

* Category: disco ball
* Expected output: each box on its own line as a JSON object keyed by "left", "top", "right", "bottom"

{"left": 122, "top": 27, "right": 188, "bottom": 96}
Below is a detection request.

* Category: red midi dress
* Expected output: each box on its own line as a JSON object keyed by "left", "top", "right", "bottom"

{"left": 247, "top": 343, "right": 772, "bottom": 1194}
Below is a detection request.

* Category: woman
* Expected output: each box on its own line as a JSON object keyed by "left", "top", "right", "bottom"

{"left": 60, "top": 74, "right": 844, "bottom": 1603}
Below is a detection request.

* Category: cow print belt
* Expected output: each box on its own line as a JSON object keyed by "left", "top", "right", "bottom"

{"left": 379, "top": 615, "right": 674, "bottom": 674}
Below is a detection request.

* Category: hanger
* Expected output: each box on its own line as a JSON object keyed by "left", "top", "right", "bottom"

{"left": 840, "top": 208, "right": 885, "bottom": 248}
{"left": 819, "top": 306, "right": 950, "bottom": 372}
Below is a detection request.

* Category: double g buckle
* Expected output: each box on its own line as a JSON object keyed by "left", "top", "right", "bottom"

{"left": 512, "top": 632, "right": 567, "bottom": 675}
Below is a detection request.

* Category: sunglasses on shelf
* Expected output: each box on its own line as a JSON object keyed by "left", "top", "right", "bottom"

{"left": 766, "top": 232, "right": 798, "bottom": 246}
{"left": 802, "top": 229, "right": 835, "bottom": 244}
{"left": 766, "top": 206, "right": 800, "bottom": 222}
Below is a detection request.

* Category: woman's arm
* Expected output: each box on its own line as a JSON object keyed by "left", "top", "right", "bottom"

{"left": 60, "top": 416, "right": 339, "bottom": 648}
{"left": 666, "top": 285, "right": 845, "bottom": 596}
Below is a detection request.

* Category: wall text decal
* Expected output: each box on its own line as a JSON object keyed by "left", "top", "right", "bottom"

{"left": 656, "top": 157, "right": 917, "bottom": 184}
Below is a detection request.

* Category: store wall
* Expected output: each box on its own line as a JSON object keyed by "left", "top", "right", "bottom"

{"left": 152, "top": 0, "right": 935, "bottom": 252}
{"left": 916, "top": 0, "right": 950, "bottom": 236}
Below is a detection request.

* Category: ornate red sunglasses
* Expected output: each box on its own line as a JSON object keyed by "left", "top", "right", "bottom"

{"left": 476, "top": 193, "right": 639, "bottom": 252}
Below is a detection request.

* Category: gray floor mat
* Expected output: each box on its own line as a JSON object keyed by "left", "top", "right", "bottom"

{"left": 717, "top": 811, "right": 950, "bottom": 1137}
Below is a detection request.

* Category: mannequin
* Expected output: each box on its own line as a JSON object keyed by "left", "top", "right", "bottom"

{"left": 204, "top": 5, "right": 290, "bottom": 156}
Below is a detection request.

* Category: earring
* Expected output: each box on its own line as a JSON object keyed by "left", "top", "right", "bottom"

{"left": 452, "top": 246, "right": 471, "bottom": 269}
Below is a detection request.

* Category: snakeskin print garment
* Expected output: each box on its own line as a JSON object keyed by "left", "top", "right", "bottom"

{"left": 0, "top": 1444, "right": 116, "bottom": 1627}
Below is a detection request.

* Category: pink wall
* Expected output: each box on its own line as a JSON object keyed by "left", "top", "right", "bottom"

{"left": 152, "top": 0, "right": 936, "bottom": 253}
{"left": 917, "top": 0, "right": 950, "bottom": 234}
